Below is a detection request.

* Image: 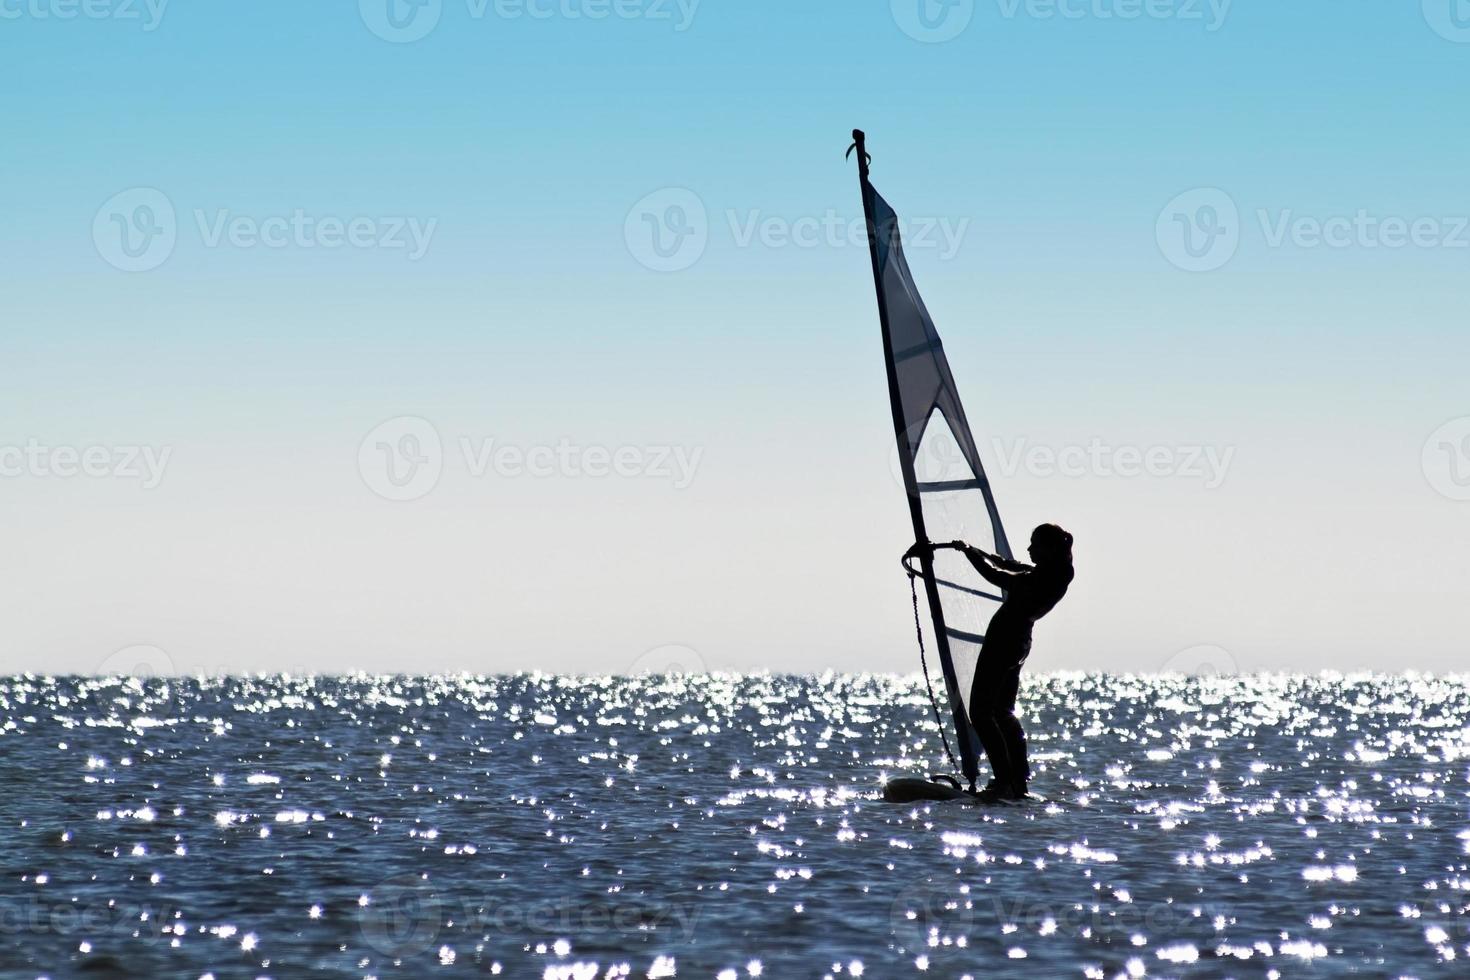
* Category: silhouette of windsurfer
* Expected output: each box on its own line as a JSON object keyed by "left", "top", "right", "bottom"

{"left": 909, "top": 524, "right": 1074, "bottom": 802}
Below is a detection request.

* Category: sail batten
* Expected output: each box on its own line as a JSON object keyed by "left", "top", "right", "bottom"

{"left": 853, "top": 130, "right": 1013, "bottom": 790}
{"left": 918, "top": 479, "right": 991, "bottom": 493}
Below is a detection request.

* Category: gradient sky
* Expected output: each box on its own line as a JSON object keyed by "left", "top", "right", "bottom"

{"left": 2, "top": 1, "right": 1467, "bottom": 676}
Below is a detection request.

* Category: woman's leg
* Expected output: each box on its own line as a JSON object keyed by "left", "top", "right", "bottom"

{"left": 993, "top": 667, "right": 1028, "bottom": 791}
{"left": 969, "top": 653, "right": 1016, "bottom": 788}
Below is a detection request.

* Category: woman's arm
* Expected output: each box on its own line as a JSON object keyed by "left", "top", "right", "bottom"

{"left": 988, "top": 553, "right": 1032, "bottom": 573}
{"left": 960, "top": 546, "right": 1031, "bottom": 588}
{"left": 908, "top": 541, "right": 1033, "bottom": 587}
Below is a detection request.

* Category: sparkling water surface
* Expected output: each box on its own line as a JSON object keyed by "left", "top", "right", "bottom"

{"left": 2, "top": 673, "right": 1467, "bottom": 979}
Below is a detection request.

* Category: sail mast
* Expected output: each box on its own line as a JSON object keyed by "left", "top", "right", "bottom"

{"left": 851, "top": 129, "right": 981, "bottom": 791}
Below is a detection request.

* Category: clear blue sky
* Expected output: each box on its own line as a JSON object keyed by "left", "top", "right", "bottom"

{"left": 2, "top": 1, "right": 1467, "bottom": 675}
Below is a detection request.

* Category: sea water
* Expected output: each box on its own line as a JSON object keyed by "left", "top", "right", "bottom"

{"left": 0, "top": 673, "right": 1466, "bottom": 978}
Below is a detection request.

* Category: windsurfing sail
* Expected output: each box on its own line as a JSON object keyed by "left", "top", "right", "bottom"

{"left": 850, "top": 129, "right": 1014, "bottom": 792}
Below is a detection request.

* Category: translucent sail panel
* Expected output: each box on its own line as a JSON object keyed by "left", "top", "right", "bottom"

{"left": 872, "top": 187, "right": 1011, "bottom": 563}
{"left": 914, "top": 412, "right": 1007, "bottom": 743}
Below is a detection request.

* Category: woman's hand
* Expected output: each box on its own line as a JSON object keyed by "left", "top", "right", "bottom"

{"left": 906, "top": 541, "right": 964, "bottom": 560}
{"left": 906, "top": 540, "right": 985, "bottom": 563}
{"left": 903, "top": 541, "right": 933, "bottom": 562}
